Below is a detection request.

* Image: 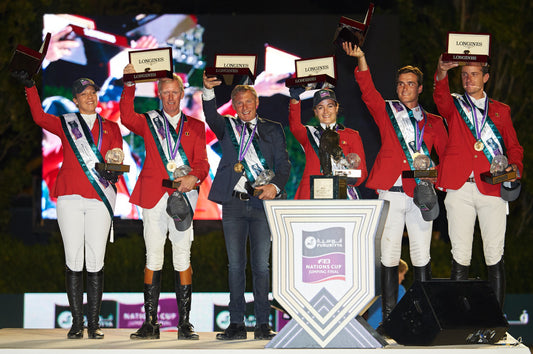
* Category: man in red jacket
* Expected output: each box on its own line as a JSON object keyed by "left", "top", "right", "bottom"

{"left": 434, "top": 55, "right": 523, "bottom": 308}
{"left": 120, "top": 64, "right": 209, "bottom": 340}
{"left": 343, "top": 42, "right": 448, "bottom": 330}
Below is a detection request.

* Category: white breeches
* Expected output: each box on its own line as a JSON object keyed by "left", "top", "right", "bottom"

{"left": 444, "top": 183, "right": 507, "bottom": 266}
{"left": 56, "top": 195, "right": 111, "bottom": 272}
{"left": 142, "top": 192, "right": 197, "bottom": 272}
{"left": 378, "top": 190, "right": 433, "bottom": 267}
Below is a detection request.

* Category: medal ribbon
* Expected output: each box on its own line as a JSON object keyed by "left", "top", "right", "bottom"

{"left": 237, "top": 122, "right": 256, "bottom": 162}
{"left": 225, "top": 117, "right": 268, "bottom": 184}
{"left": 145, "top": 111, "right": 189, "bottom": 179}
{"left": 144, "top": 110, "right": 195, "bottom": 217}
{"left": 452, "top": 95, "right": 505, "bottom": 163}
{"left": 407, "top": 106, "right": 427, "bottom": 153}
{"left": 163, "top": 112, "right": 185, "bottom": 162}
{"left": 464, "top": 94, "right": 488, "bottom": 142}
{"left": 386, "top": 102, "right": 430, "bottom": 168}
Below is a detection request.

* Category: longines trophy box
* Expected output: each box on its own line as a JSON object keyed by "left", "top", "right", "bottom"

{"left": 205, "top": 54, "right": 257, "bottom": 85}
{"left": 442, "top": 32, "right": 491, "bottom": 65}
{"left": 123, "top": 47, "right": 174, "bottom": 83}
{"left": 285, "top": 55, "right": 337, "bottom": 89}
{"left": 9, "top": 33, "right": 51, "bottom": 78}
{"left": 333, "top": 3, "right": 375, "bottom": 50}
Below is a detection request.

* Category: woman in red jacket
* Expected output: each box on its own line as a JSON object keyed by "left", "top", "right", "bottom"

{"left": 288, "top": 87, "right": 368, "bottom": 199}
{"left": 14, "top": 71, "right": 123, "bottom": 340}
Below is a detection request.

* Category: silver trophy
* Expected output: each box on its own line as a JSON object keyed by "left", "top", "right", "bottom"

{"left": 490, "top": 154, "right": 508, "bottom": 175}
{"left": 333, "top": 153, "right": 362, "bottom": 179}
{"left": 173, "top": 165, "right": 192, "bottom": 179}
{"left": 252, "top": 169, "right": 275, "bottom": 188}
{"left": 413, "top": 153, "right": 431, "bottom": 170}
{"left": 105, "top": 148, "right": 125, "bottom": 164}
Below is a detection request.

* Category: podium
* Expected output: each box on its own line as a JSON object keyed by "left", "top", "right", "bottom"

{"left": 263, "top": 199, "right": 389, "bottom": 348}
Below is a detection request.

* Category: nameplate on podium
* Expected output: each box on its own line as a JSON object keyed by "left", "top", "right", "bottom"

{"left": 95, "top": 163, "right": 130, "bottom": 173}
{"left": 333, "top": 3, "right": 375, "bottom": 50}
{"left": 442, "top": 32, "right": 491, "bottom": 65}
{"left": 9, "top": 33, "right": 51, "bottom": 78}
{"left": 205, "top": 54, "right": 257, "bottom": 85}
{"left": 285, "top": 56, "right": 337, "bottom": 88}
{"left": 310, "top": 175, "right": 347, "bottom": 199}
{"left": 123, "top": 47, "right": 174, "bottom": 83}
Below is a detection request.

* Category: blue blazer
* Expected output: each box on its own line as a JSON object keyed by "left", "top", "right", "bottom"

{"left": 203, "top": 97, "right": 291, "bottom": 208}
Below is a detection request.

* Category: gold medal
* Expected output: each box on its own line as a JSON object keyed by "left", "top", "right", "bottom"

{"left": 234, "top": 162, "right": 244, "bottom": 173}
{"left": 167, "top": 161, "right": 177, "bottom": 172}
{"left": 474, "top": 141, "right": 484, "bottom": 152}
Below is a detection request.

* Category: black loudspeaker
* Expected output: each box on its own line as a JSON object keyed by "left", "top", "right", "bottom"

{"left": 383, "top": 279, "right": 509, "bottom": 346}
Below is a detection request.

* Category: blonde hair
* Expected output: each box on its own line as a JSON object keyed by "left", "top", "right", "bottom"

{"left": 231, "top": 85, "right": 258, "bottom": 101}
{"left": 399, "top": 259, "right": 409, "bottom": 274}
{"left": 157, "top": 73, "right": 184, "bottom": 93}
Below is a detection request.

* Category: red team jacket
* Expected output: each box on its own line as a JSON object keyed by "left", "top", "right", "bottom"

{"left": 26, "top": 85, "right": 122, "bottom": 200}
{"left": 119, "top": 85, "right": 209, "bottom": 209}
{"left": 433, "top": 73, "right": 523, "bottom": 197}
{"left": 355, "top": 68, "right": 449, "bottom": 197}
{"left": 288, "top": 100, "right": 368, "bottom": 200}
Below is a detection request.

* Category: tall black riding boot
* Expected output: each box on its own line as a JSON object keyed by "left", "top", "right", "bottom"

{"left": 413, "top": 262, "right": 432, "bottom": 282}
{"left": 377, "top": 264, "right": 398, "bottom": 335}
{"left": 87, "top": 269, "right": 104, "bottom": 339}
{"left": 175, "top": 271, "right": 199, "bottom": 340}
{"left": 65, "top": 267, "right": 84, "bottom": 339}
{"left": 130, "top": 270, "right": 162, "bottom": 339}
{"left": 487, "top": 258, "right": 506, "bottom": 308}
{"left": 450, "top": 259, "right": 469, "bottom": 280}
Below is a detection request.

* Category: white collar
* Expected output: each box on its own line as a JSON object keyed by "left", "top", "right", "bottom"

{"left": 164, "top": 111, "right": 182, "bottom": 129}
{"left": 320, "top": 122, "right": 336, "bottom": 130}
{"left": 467, "top": 92, "right": 487, "bottom": 110}
{"left": 80, "top": 113, "right": 97, "bottom": 129}
{"left": 239, "top": 117, "right": 257, "bottom": 126}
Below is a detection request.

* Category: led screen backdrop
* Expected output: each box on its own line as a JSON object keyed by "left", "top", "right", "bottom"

{"left": 39, "top": 13, "right": 398, "bottom": 222}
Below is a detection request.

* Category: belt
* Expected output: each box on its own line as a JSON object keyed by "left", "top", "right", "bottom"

{"left": 232, "top": 190, "right": 250, "bottom": 201}
{"left": 389, "top": 186, "right": 404, "bottom": 192}
{"left": 466, "top": 177, "right": 476, "bottom": 183}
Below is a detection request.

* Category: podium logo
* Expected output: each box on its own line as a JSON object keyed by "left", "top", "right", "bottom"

{"left": 302, "top": 227, "right": 345, "bottom": 283}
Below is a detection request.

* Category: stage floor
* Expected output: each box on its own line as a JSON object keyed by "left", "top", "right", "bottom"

{"left": 0, "top": 329, "right": 530, "bottom": 354}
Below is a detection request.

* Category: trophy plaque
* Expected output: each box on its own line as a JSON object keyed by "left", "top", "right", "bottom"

{"left": 162, "top": 179, "right": 182, "bottom": 189}
{"left": 285, "top": 56, "right": 337, "bottom": 89}
{"left": 402, "top": 169, "right": 438, "bottom": 179}
{"left": 480, "top": 155, "right": 517, "bottom": 184}
{"left": 333, "top": 3, "right": 375, "bottom": 50}
{"left": 95, "top": 163, "right": 130, "bottom": 173}
{"left": 205, "top": 54, "right": 257, "bottom": 85}
{"left": 442, "top": 32, "right": 491, "bottom": 65}
{"left": 333, "top": 169, "right": 361, "bottom": 178}
{"left": 310, "top": 175, "right": 347, "bottom": 199}
{"left": 9, "top": 33, "right": 51, "bottom": 78}
{"left": 123, "top": 47, "right": 174, "bottom": 83}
